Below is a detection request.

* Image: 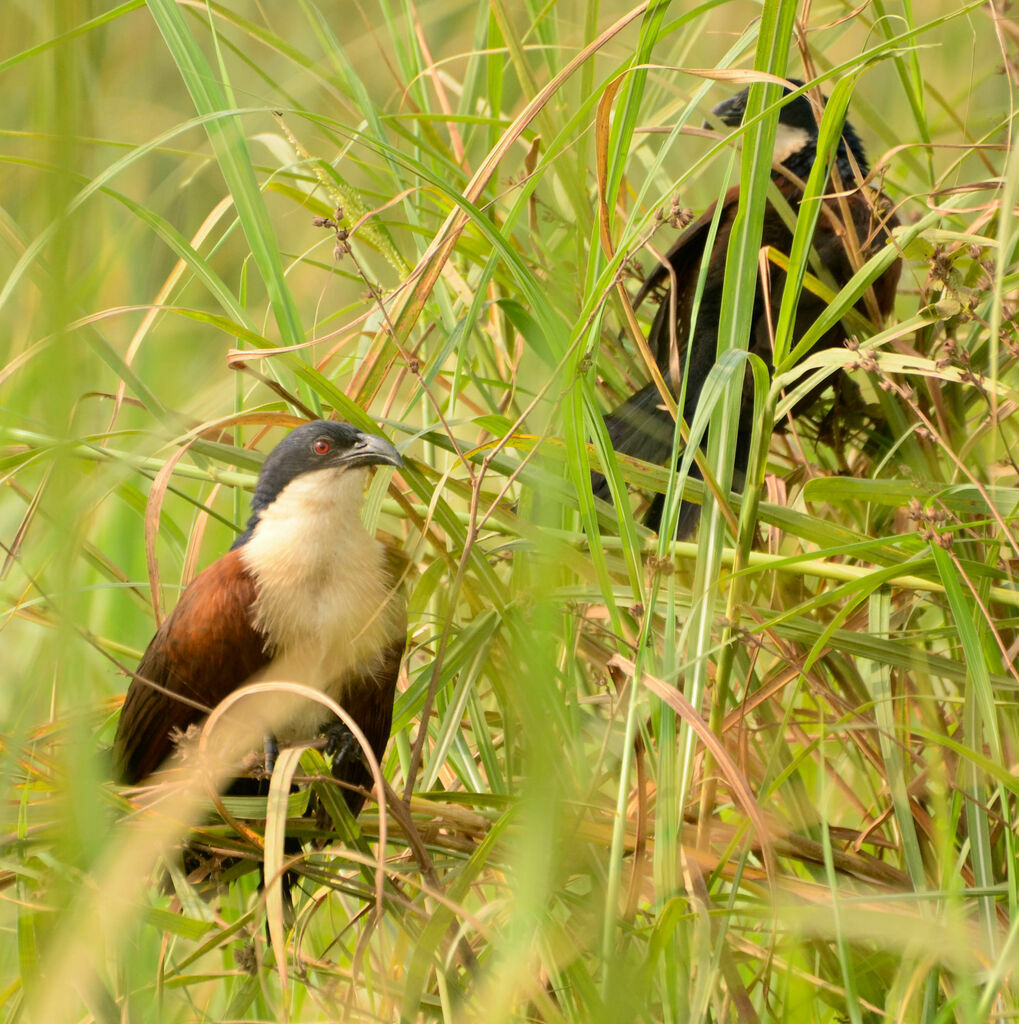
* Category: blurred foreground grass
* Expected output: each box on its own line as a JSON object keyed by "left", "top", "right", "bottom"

{"left": 3, "top": 1, "right": 1019, "bottom": 1021}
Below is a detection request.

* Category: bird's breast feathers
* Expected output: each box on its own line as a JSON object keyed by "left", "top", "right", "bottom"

{"left": 237, "top": 466, "right": 403, "bottom": 743}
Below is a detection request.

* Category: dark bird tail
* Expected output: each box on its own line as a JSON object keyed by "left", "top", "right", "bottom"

{"left": 592, "top": 381, "right": 707, "bottom": 537}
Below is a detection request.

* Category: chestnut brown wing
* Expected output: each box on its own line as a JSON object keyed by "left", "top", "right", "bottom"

{"left": 113, "top": 548, "right": 269, "bottom": 783}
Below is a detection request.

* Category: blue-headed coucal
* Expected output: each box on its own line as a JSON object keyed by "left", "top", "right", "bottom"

{"left": 593, "top": 80, "right": 902, "bottom": 534}
{"left": 113, "top": 420, "right": 406, "bottom": 817}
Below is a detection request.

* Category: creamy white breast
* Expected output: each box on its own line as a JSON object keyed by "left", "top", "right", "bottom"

{"left": 237, "top": 466, "right": 402, "bottom": 744}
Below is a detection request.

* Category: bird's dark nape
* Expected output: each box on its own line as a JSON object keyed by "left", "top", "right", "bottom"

{"left": 594, "top": 79, "right": 900, "bottom": 536}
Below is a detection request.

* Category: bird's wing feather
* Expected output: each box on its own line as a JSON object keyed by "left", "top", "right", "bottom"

{"left": 343, "top": 543, "right": 407, "bottom": 769}
{"left": 633, "top": 186, "right": 741, "bottom": 310}
{"left": 113, "top": 548, "right": 269, "bottom": 783}
{"left": 323, "top": 546, "right": 407, "bottom": 816}
{"left": 330, "top": 636, "right": 406, "bottom": 813}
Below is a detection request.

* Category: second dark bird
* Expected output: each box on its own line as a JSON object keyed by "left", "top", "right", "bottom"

{"left": 594, "top": 80, "right": 901, "bottom": 534}
{"left": 113, "top": 420, "right": 407, "bottom": 821}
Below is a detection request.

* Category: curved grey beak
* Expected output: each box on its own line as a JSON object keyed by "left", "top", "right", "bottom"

{"left": 345, "top": 432, "right": 403, "bottom": 470}
{"left": 704, "top": 89, "right": 749, "bottom": 130}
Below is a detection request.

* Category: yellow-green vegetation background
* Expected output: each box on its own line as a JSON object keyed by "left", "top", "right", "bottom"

{"left": 2, "top": 1, "right": 1018, "bottom": 1021}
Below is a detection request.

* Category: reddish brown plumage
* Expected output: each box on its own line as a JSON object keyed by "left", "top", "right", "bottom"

{"left": 113, "top": 549, "right": 269, "bottom": 784}
{"left": 113, "top": 545, "right": 407, "bottom": 798}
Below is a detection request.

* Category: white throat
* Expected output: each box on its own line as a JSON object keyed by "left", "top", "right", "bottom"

{"left": 773, "top": 124, "right": 810, "bottom": 167}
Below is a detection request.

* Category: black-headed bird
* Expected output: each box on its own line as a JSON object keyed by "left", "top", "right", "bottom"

{"left": 594, "top": 81, "right": 902, "bottom": 534}
{"left": 113, "top": 420, "right": 406, "bottom": 817}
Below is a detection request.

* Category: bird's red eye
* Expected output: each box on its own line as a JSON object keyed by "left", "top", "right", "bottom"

{"left": 313, "top": 438, "right": 331, "bottom": 455}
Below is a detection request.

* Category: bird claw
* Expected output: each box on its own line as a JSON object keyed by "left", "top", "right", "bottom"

{"left": 321, "top": 721, "right": 364, "bottom": 777}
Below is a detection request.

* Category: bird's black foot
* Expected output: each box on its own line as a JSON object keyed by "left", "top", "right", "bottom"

{"left": 321, "top": 720, "right": 364, "bottom": 779}
{"left": 319, "top": 720, "right": 374, "bottom": 819}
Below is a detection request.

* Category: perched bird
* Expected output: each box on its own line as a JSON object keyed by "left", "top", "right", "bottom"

{"left": 113, "top": 420, "right": 406, "bottom": 817}
{"left": 594, "top": 80, "right": 901, "bottom": 534}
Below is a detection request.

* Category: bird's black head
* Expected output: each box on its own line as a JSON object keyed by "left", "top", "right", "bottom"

{"left": 708, "top": 79, "right": 868, "bottom": 182}
{"left": 233, "top": 420, "right": 402, "bottom": 548}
